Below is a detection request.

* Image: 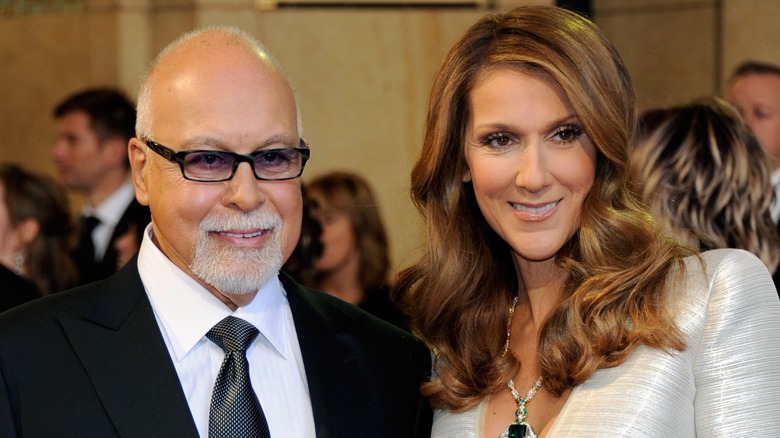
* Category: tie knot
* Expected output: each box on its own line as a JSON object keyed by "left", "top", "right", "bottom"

{"left": 82, "top": 215, "right": 101, "bottom": 232}
{"left": 207, "top": 316, "right": 259, "bottom": 353}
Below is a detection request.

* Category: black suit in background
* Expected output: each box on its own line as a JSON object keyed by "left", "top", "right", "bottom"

{"left": 774, "top": 221, "right": 780, "bottom": 295}
{"left": 0, "top": 258, "right": 432, "bottom": 437}
{"left": 0, "top": 265, "right": 40, "bottom": 312}
{"left": 74, "top": 199, "right": 150, "bottom": 285}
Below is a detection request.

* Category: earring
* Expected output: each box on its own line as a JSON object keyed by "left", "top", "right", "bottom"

{"left": 12, "top": 252, "right": 23, "bottom": 275}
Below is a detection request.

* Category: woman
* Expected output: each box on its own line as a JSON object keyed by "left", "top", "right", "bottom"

{"left": 306, "top": 171, "right": 406, "bottom": 328}
{"left": 631, "top": 96, "right": 780, "bottom": 289}
{"left": 0, "top": 163, "right": 77, "bottom": 308}
{"left": 281, "top": 185, "right": 323, "bottom": 287}
{"left": 393, "top": 5, "right": 780, "bottom": 437}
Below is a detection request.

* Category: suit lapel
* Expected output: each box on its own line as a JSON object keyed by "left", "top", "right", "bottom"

{"left": 60, "top": 258, "right": 199, "bottom": 437}
{"left": 282, "top": 274, "right": 371, "bottom": 438}
{"left": 100, "top": 199, "right": 151, "bottom": 276}
{"left": 774, "top": 222, "right": 780, "bottom": 294}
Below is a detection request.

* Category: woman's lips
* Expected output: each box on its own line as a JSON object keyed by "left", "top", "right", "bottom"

{"left": 510, "top": 199, "right": 560, "bottom": 221}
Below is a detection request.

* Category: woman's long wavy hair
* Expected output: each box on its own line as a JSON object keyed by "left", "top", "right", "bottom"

{"left": 392, "top": 5, "right": 691, "bottom": 411}
{"left": 0, "top": 164, "right": 77, "bottom": 295}
{"left": 631, "top": 96, "right": 780, "bottom": 272}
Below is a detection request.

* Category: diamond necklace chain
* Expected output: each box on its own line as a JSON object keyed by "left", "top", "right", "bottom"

{"left": 508, "top": 376, "right": 543, "bottom": 424}
{"left": 501, "top": 296, "right": 519, "bottom": 358}
{"left": 501, "top": 296, "right": 543, "bottom": 437}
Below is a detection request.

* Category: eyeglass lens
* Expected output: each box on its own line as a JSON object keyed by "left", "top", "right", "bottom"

{"left": 183, "top": 149, "right": 304, "bottom": 180}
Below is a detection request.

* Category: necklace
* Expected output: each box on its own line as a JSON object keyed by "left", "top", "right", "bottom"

{"left": 501, "top": 296, "right": 518, "bottom": 358}
{"left": 503, "top": 377, "right": 543, "bottom": 437}
{"left": 500, "top": 296, "right": 542, "bottom": 438}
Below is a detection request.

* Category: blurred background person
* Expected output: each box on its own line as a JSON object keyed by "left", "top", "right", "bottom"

{"left": 51, "top": 87, "right": 151, "bottom": 284}
{"left": 631, "top": 96, "right": 780, "bottom": 291}
{"left": 305, "top": 171, "right": 405, "bottom": 328}
{"left": 0, "top": 163, "right": 77, "bottom": 309}
{"left": 727, "top": 61, "right": 780, "bottom": 224}
{"left": 281, "top": 185, "right": 323, "bottom": 287}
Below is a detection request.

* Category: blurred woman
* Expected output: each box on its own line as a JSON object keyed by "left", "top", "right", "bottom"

{"left": 0, "top": 163, "right": 77, "bottom": 309}
{"left": 306, "top": 171, "right": 405, "bottom": 328}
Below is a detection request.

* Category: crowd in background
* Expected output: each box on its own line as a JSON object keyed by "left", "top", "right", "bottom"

{"left": 4, "top": 61, "right": 780, "bottom": 309}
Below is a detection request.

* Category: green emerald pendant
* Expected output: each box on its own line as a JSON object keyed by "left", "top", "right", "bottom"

{"left": 508, "top": 423, "right": 527, "bottom": 438}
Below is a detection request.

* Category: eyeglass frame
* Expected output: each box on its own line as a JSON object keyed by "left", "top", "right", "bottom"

{"left": 144, "top": 138, "right": 311, "bottom": 182}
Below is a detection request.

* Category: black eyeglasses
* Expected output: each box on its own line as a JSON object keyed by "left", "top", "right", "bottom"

{"left": 145, "top": 138, "right": 311, "bottom": 182}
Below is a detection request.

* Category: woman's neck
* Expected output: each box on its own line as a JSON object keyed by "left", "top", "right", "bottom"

{"left": 317, "top": 257, "right": 364, "bottom": 304}
{"left": 516, "top": 259, "right": 566, "bottom": 326}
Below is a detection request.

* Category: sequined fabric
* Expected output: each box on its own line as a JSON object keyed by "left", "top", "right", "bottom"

{"left": 431, "top": 249, "right": 780, "bottom": 437}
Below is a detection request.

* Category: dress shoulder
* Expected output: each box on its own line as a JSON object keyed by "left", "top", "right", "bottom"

{"left": 673, "top": 248, "right": 778, "bottom": 320}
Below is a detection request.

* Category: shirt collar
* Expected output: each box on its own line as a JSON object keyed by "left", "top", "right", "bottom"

{"left": 771, "top": 168, "right": 780, "bottom": 187}
{"left": 137, "top": 224, "right": 292, "bottom": 363}
{"left": 83, "top": 180, "right": 136, "bottom": 228}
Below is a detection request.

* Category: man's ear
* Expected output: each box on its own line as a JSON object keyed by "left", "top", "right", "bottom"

{"left": 128, "top": 138, "right": 150, "bottom": 206}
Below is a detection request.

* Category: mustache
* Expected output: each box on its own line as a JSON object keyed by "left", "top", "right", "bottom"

{"left": 199, "top": 209, "right": 282, "bottom": 232}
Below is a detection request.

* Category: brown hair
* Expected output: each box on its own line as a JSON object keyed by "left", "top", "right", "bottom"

{"left": 632, "top": 96, "right": 780, "bottom": 272}
{"left": 393, "top": 5, "right": 689, "bottom": 411}
{"left": 728, "top": 60, "right": 780, "bottom": 83}
{"left": 307, "top": 171, "right": 390, "bottom": 290}
{"left": 54, "top": 88, "right": 136, "bottom": 170}
{"left": 0, "top": 164, "right": 77, "bottom": 294}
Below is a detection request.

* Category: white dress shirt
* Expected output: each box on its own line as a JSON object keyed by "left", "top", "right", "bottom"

{"left": 770, "top": 169, "right": 780, "bottom": 223}
{"left": 431, "top": 249, "right": 780, "bottom": 437}
{"left": 82, "top": 180, "right": 136, "bottom": 261}
{"left": 137, "top": 224, "right": 316, "bottom": 437}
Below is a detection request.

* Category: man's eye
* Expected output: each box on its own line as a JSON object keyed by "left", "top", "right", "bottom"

{"left": 256, "top": 149, "right": 295, "bottom": 167}
{"left": 188, "top": 152, "right": 231, "bottom": 168}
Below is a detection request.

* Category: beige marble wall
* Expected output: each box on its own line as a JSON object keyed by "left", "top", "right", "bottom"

{"left": 593, "top": 0, "right": 780, "bottom": 110}
{"left": 594, "top": 0, "right": 719, "bottom": 111}
{"left": 0, "top": 11, "right": 122, "bottom": 176}
{"left": 2, "top": 0, "right": 777, "bottom": 274}
{"left": 721, "top": 0, "right": 780, "bottom": 85}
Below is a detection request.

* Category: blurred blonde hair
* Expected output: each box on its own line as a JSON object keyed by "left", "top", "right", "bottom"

{"left": 631, "top": 96, "right": 780, "bottom": 272}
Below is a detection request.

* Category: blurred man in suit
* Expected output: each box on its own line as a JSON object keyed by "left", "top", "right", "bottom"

{"left": 52, "top": 88, "right": 151, "bottom": 284}
{"left": 727, "top": 60, "right": 780, "bottom": 289}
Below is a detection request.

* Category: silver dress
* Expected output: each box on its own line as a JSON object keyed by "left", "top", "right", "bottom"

{"left": 431, "top": 249, "right": 780, "bottom": 437}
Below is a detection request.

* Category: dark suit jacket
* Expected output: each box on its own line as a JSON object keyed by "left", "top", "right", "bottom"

{"left": 0, "top": 258, "right": 432, "bottom": 437}
{"left": 774, "top": 222, "right": 780, "bottom": 295}
{"left": 75, "top": 199, "right": 151, "bottom": 285}
{"left": 0, "top": 265, "right": 40, "bottom": 312}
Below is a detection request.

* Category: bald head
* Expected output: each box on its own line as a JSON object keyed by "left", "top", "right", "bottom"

{"left": 136, "top": 26, "right": 301, "bottom": 139}
{"left": 128, "top": 26, "right": 306, "bottom": 306}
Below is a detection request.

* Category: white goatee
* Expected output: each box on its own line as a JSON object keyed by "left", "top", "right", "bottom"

{"left": 190, "top": 209, "right": 283, "bottom": 295}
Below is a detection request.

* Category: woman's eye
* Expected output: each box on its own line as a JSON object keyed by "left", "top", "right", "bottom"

{"left": 552, "top": 124, "right": 584, "bottom": 143}
{"left": 481, "top": 133, "right": 513, "bottom": 148}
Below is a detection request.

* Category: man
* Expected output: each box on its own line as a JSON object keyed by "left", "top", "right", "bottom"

{"left": 0, "top": 27, "right": 432, "bottom": 437}
{"left": 727, "top": 61, "right": 780, "bottom": 289}
{"left": 52, "top": 88, "right": 151, "bottom": 284}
